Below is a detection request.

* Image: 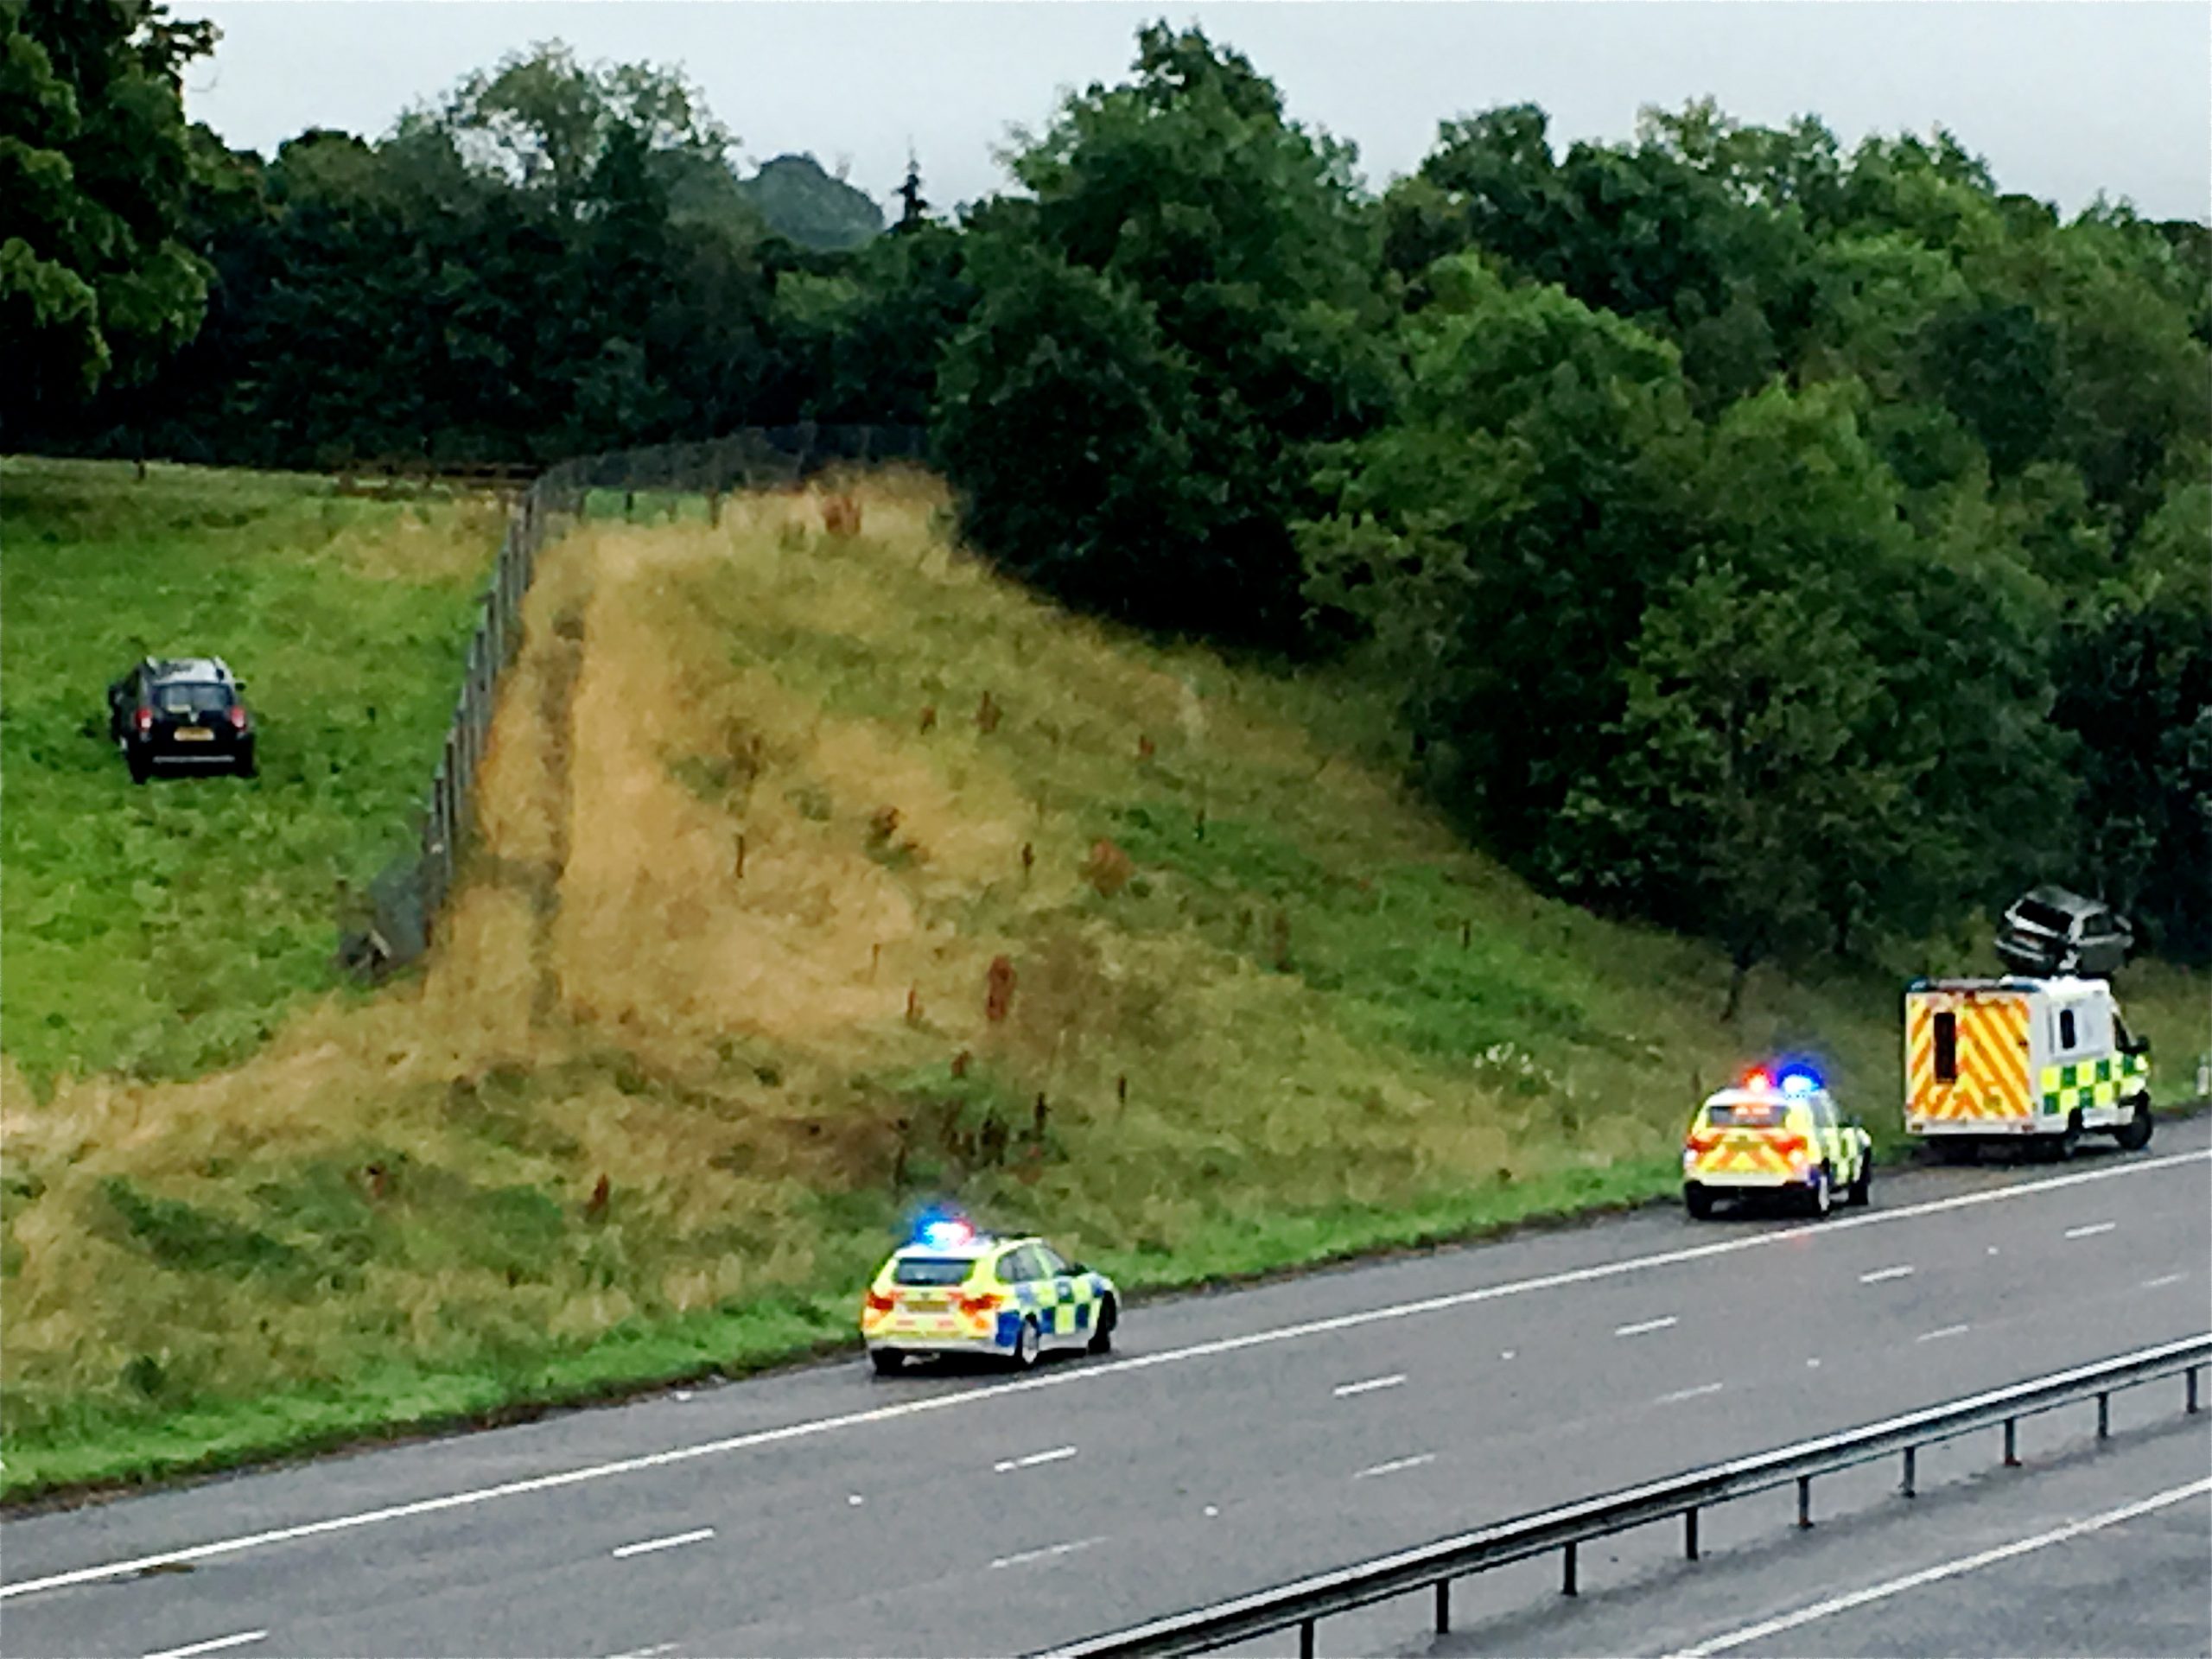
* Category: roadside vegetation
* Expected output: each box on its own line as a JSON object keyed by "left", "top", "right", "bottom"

{"left": 0, "top": 458, "right": 499, "bottom": 1080}
{"left": 4, "top": 474, "right": 2204, "bottom": 1501}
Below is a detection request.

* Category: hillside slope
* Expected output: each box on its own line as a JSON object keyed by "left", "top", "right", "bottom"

{"left": 6, "top": 470, "right": 2205, "bottom": 1498}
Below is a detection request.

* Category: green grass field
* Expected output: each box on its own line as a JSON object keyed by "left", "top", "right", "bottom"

{"left": 3, "top": 465, "right": 2205, "bottom": 1503}
{"left": 1, "top": 458, "right": 499, "bottom": 1082}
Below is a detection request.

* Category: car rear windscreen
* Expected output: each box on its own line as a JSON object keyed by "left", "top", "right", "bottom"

{"left": 2010, "top": 899, "right": 2074, "bottom": 931}
{"left": 892, "top": 1256, "right": 975, "bottom": 1287}
{"left": 156, "top": 683, "right": 232, "bottom": 713}
{"left": 1704, "top": 1102, "right": 1788, "bottom": 1128}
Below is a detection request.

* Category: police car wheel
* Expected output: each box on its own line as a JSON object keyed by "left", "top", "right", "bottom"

{"left": 1087, "top": 1296, "right": 1117, "bottom": 1355}
{"left": 1847, "top": 1160, "right": 1872, "bottom": 1208}
{"left": 1683, "top": 1184, "right": 1714, "bottom": 1220}
{"left": 870, "top": 1350, "right": 904, "bottom": 1376}
{"left": 1806, "top": 1168, "right": 1834, "bottom": 1217}
{"left": 1011, "top": 1316, "right": 1042, "bottom": 1371}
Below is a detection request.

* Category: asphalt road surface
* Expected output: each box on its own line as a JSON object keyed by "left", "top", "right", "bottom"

{"left": 5, "top": 1120, "right": 2207, "bottom": 1659}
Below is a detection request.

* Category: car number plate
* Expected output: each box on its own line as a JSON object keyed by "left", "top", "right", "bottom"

{"left": 906, "top": 1294, "right": 945, "bottom": 1311}
{"left": 175, "top": 728, "right": 214, "bottom": 741}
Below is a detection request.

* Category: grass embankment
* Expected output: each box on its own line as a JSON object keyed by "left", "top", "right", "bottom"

{"left": 1, "top": 458, "right": 501, "bottom": 1080}
{"left": 4, "top": 469, "right": 2205, "bottom": 1503}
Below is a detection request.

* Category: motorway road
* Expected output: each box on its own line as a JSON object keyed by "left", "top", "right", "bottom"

{"left": 3, "top": 1120, "right": 2208, "bottom": 1659}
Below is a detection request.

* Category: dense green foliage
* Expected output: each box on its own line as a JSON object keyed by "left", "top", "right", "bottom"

{"left": 0, "top": 0, "right": 214, "bottom": 423}
{"left": 16, "top": 27, "right": 2209, "bottom": 968}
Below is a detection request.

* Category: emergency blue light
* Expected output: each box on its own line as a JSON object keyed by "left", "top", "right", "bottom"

{"left": 918, "top": 1218, "right": 973, "bottom": 1248}
{"left": 1780, "top": 1069, "right": 1821, "bottom": 1096}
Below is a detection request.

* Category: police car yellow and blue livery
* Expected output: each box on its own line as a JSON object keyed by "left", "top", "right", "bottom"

{"left": 861, "top": 1214, "right": 1118, "bottom": 1375}
{"left": 1682, "top": 1066, "right": 1872, "bottom": 1220}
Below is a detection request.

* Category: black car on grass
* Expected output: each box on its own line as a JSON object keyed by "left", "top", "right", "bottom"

{"left": 106, "top": 658, "right": 257, "bottom": 781}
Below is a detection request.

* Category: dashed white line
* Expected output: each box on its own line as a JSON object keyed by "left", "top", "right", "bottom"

{"left": 610, "top": 1528, "right": 714, "bottom": 1560}
{"left": 994, "top": 1445, "right": 1077, "bottom": 1473}
{"left": 990, "top": 1535, "right": 1104, "bottom": 1570}
{"left": 1333, "top": 1373, "right": 1407, "bottom": 1398}
{"left": 1616, "top": 1315, "right": 1679, "bottom": 1338}
{"left": 10, "top": 1146, "right": 2203, "bottom": 1604}
{"left": 1658, "top": 1382, "right": 1726, "bottom": 1404}
{"left": 1669, "top": 1477, "right": 2212, "bottom": 1656}
{"left": 606, "top": 1644, "right": 677, "bottom": 1659}
{"left": 1859, "top": 1265, "right": 1916, "bottom": 1284}
{"left": 1354, "top": 1453, "right": 1437, "bottom": 1480}
{"left": 2143, "top": 1272, "right": 2185, "bottom": 1289}
{"left": 2064, "top": 1221, "right": 2118, "bottom": 1240}
{"left": 1918, "top": 1323, "right": 1972, "bottom": 1344}
{"left": 143, "top": 1636, "right": 267, "bottom": 1659}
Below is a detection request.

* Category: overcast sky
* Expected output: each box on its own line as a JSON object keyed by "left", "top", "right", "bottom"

{"left": 173, "top": 2, "right": 2211, "bottom": 222}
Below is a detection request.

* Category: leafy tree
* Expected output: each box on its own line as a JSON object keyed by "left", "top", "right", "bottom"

{"left": 0, "top": 0, "right": 215, "bottom": 424}
{"left": 941, "top": 24, "right": 1393, "bottom": 643}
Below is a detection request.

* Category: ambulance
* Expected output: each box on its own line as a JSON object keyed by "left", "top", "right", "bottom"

{"left": 1903, "top": 976, "right": 2153, "bottom": 1156}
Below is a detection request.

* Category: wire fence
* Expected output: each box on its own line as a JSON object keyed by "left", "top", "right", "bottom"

{"left": 339, "top": 423, "right": 929, "bottom": 978}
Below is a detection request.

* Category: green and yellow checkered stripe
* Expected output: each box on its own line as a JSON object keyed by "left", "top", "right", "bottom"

{"left": 2038, "top": 1053, "right": 2150, "bottom": 1116}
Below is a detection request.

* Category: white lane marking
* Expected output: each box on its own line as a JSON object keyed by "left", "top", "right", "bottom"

{"left": 989, "top": 1535, "right": 1103, "bottom": 1570}
{"left": 1353, "top": 1453, "right": 1436, "bottom": 1480}
{"left": 2065, "top": 1221, "right": 2118, "bottom": 1240}
{"left": 1616, "top": 1315, "right": 1678, "bottom": 1338}
{"left": 1918, "top": 1323, "right": 1972, "bottom": 1343}
{"left": 10, "top": 1145, "right": 2205, "bottom": 1603}
{"left": 847, "top": 1494, "right": 864, "bottom": 1506}
{"left": 606, "top": 1645, "right": 677, "bottom": 1659}
{"left": 1668, "top": 1477, "right": 2212, "bottom": 1656}
{"left": 1332, "top": 1373, "right": 1407, "bottom": 1398}
{"left": 143, "top": 1636, "right": 267, "bottom": 1659}
{"left": 610, "top": 1528, "right": 713, "bottom": 1560}
{"left": 993, "top": 1445, "right": 1077, "bottom": 1473}
{"left": 1500, "top": 1350, "right": 1516, "bottom": 1360}
{"left": 2143, "top": 1272, "right": 2185, "bottom": 1289}
{"left": 1658, "top": 1382, "right": 1726, "bottom": 1405}
{"left": 1859, "top": 1265, "right": 1916, "bottom": 1283}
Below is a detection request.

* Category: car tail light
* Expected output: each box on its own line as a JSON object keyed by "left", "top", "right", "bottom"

{"left": 1772, "top": 1134, "right": 1808, "bottom": 1161}
{"left": 863, "top": 1289, "right": 896, "bottom": 1314}
{"left": 1685, "top": 1133, "right": 1718, "bottom": 1154}
{"left": 957, "top": 1293, "right": 1002, "bottom": 1318}
{"left": 135, "top": 707, "right": 153, "bottom": 733}
{"left": 226, "top": 706, "right": 248, "bottom": 729}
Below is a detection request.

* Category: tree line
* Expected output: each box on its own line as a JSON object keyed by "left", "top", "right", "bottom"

{"left": 8, "top": 8, "right": 2207, "bottom": 978}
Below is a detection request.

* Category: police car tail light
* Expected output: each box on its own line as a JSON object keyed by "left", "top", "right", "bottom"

{"left": 1771, "top": 1133, "right": 1808, "bottom": 1161}
{"left": 1685, "top": 1131, "right": 1719, "bottom": 1154}
{"left": 863, "top": 1289, "right": 896, "bottom": 1314}
{"left": 957, "top": 1292, "right": 1002, "bottom": 1317}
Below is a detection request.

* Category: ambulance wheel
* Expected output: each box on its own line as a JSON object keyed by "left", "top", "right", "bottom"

{"left": 870, "top": 1350, "right": 904, "bottom": 1376}
{"left": 2057, "top": 1109, "right": 2084, "bottom": 1160}
{"left": 1683, "top": 1184, "right": 1714, "bottom": 1220}
{"left": 1087, "top": 1296, "right": 1117, "bottom": 1355}
{"left": 1010, "top": 1316, "right": 1042, "bottom": 1372}
{"left": 2113, "top": 1097, "right": 2153, "bottom": 1152}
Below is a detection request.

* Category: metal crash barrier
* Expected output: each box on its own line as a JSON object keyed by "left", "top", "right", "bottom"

{"left": 1035, "top": 1334, "right": 2212, "bottom": 1659}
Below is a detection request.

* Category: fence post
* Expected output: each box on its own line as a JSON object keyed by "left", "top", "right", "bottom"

{"left": 1299, "top": 1617, "right": 1315, "bottom": 1659}
{"left": 1685, "top": 1507, "right": 1700, "bottom": 1560}
{"left": 2097, "top": 1392, "right": 2110, "bottom": 1440}
{"left": 1434, "top": 1580, "right": 1450, "bottom": 1634}
{"left": 1561, "top": 1541, "right": 1578, "bottom": 1596}
{"left": 1901, "top": 1445, "right": 1916, "bottom": 1498}
{"left": 1796, "top": 1476, "right": 1814, "bottom": 1529}
{"left": 2189, "top": 1368, "right": 2200, "bottom": 1415}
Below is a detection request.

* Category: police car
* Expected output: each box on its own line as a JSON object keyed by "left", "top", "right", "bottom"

{"left": 861, "top": 1213, "right": 1118, "bottom": 1375}
{"left": 1682, "top": 1067, "right": 1872, "bottom": 1219}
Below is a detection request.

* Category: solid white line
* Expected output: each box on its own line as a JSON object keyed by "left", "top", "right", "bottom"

{"left": 1353, "top": 1453, "right": 1437, "bottom": 1480}
{"left": 1616, "top": 1316, "right": 1679, "bottom": 1338}
{"left": 1333, "top": 1374, "right": 1407, "bottom": 1398}
{"left": 610, "top": 1528, "right": 713, "bottom": 1560}
{"left": 1859, "top": 1265, "right": 1916, "bottom": 1284}
{"left": 1658, "top": 1382, "right": 1726, "bottom": 1405}
{"left": 2065, "top": 1221, "right": 2118, "bottom": 1239}
{"left": 1669, "top": 1477, "right": 2212, "bottom": 1656}
{"left": 993, "top": 1446, "right": 1077, "bottom": 1473}
{"left": 1918, "top": 1324, "right": 1972, "bottom": 1344}
{"left": 989, "top": 1535, "right": 1103, "bottom": 1570}
{"left": 143, "top": 1636, "right": 267, "bottom": 1659}
{"left": 10, "top": 1145, "right": 2205, "bottom": 1603}
{"left": 2143, "top": 1272, "right": 2186, "bottom": 1289}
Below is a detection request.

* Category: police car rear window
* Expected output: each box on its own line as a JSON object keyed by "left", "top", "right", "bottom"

{"left": 892, "top": 1257, "right": 974, "bottom": 1287}
{"left": 1704, "top": 1103, "right": 1788, "bottom": 1128}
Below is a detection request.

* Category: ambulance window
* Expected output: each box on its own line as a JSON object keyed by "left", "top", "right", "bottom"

{"left": 1933, "top": 1014, "right": 1958, "bottom": 1082}
{"left": 2059, "top": 1009, "right": 2077, "bottom": 1051}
